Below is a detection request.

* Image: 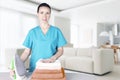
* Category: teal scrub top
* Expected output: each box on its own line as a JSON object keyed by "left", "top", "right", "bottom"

{"left": 23, "top": 25, "right": 67, "bottom": 72}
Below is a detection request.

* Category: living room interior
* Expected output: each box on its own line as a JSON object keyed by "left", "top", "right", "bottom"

{"left": 0, "top": 0, "right": 120, "bottom": 80}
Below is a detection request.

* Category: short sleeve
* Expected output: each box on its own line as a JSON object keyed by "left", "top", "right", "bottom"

{"left": 57, "top": 28, "right": 67, "bottom": 47}
{"left": 23, "top": 30, "right": 33, "bottom": 49}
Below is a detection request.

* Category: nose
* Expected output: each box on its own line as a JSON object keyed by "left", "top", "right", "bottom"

{"left": 43, "top": 14, "right": 47, "bottom": 18}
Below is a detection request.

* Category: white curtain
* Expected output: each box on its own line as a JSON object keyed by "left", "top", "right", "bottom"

{"left": 0, "top": 8, "right": 38, "bottom": 66}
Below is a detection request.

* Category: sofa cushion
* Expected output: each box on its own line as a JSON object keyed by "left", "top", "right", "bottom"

{"left": 65, "top": 56, "right": 93, "bottom": 73}
{"left": 77, "top": 48, "right": 96, "bottom": 57}
{"left": 76, "top": 48, "right": 91, "bottom": 57}
{"left": 63, "top": 47, "right": 76, "bottom": 56}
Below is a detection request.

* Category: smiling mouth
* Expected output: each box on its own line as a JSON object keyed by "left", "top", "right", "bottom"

{"left": 42, "top": 19, "right": 47, "bottom": 21}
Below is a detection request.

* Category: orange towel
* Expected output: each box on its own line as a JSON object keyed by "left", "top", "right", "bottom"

{"left": 31, "top": 68, "right": 66, "bottom": 80}
{"left": 34, "top": 68, "right": 62, "bottom": 74}
{"left": 31, "top": 77, "right": 66, "bottom": 80}
{"left": 31, "top": 72, "right": 63, "bottom": 79}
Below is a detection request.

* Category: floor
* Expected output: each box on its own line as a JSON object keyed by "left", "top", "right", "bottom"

{"left": 0, "top": 63, "right": 120, "bottom": 80}
{"left": 95, "top": 63, "right": 120, "bottom": 80}
{"left": 65, "top": 62, "right": 120, "bottom": 80}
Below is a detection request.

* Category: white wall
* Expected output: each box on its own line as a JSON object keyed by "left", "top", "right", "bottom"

{"left": 60, "top": 0, "right": 120, "bottom": 47}
{"left": 54, "top": 16, "right": 71, "bottom": 42}
{"left": 62, "top": 0, "right": 120, "bottom": 23}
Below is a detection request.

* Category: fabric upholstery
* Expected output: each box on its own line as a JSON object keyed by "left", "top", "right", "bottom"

{"left": 63, "top": 47, "right": 76, "bottom": 56}
{"left": 59, "top": 47, "right": 114, "bottom": 75}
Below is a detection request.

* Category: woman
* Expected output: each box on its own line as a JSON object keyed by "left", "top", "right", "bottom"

{"left": 22, "top": 2, "right": 67, "bottom": 72}
{"left": 10, "top": 3, "right": 67, "bottom": 76}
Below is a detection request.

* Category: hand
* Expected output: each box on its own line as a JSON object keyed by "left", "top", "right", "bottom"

{"left": 41, "top": 57, "right": 56, "bottom": 63}
{"left": 10, "top": 70, "right": 15, "bottom": 77}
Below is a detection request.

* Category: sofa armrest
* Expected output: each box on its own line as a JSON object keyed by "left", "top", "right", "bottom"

{"left": 58, "top": 56, "right": 66, "bottom": 68}
{"left": 93, "top": 49, "right": 114, "bottom": 75}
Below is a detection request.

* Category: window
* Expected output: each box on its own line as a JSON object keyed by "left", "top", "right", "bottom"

{"left": 0, "top": 8, "right": 38, "bottom": 66}
{"left": 71, "top": 24, "right": 96, "bottom": 48}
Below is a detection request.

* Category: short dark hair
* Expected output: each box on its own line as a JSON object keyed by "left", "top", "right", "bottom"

{"left": 37, "top": 3, "right": 51, "bottom": 13}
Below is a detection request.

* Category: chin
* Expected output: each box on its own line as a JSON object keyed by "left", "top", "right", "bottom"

{"left": 43, "top": 20, "right": 48, "bottom": 22}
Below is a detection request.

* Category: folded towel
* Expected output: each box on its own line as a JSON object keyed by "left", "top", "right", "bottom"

{"left": 34, "top": 68, "right": 62, "bottom": 74}
{"left": 36, "top": 59, "right": 61, "bottom": 70}
{"left": 31, "top": 68, "right": 66, "bottom": 80}
{"left": 31, "top": 77, "right": 66, "bottom": 80}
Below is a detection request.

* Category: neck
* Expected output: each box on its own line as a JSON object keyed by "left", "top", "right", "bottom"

{"left": 40, "top": 23, "right": 50, "bottom": 30}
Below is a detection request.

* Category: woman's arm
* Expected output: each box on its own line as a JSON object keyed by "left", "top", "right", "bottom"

{"left": 41, "top": 47, "right": 64, "bottom": 63}
{"left": 50, "top": 47, "right": 63, "bottom": 61}
{"left": 20, "top": 48, "right": 31, "bottom": 62}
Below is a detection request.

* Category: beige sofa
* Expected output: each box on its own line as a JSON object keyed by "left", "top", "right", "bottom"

{"left": 59, "top": 47, "right": 114, "bottom": 75}
{"left": 5, "top": 47, "right": 114, "bottom": 75}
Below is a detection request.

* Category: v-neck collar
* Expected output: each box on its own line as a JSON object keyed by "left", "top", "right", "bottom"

{"left": 38, "top": 25, "right": 51, "bottom": 36}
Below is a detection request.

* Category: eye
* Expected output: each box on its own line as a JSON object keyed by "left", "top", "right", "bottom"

{"left": 46, "top": 12, "right": 50, "bottom": 15}
{"left": 39, "top": 11, "right": 44, "bottom": 14}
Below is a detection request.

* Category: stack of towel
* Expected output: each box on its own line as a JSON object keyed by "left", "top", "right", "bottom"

{"left": 31, "top": 60, "right": 66, "bottom": 80}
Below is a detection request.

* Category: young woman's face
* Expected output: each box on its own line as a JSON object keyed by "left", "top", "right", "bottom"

{"left": 37, "top": 6, "right": 51, "bottom": 24}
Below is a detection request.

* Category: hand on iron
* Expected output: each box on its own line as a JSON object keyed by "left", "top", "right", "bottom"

{"left": 10, "top": 69, "right": 15, "bottom": 77}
